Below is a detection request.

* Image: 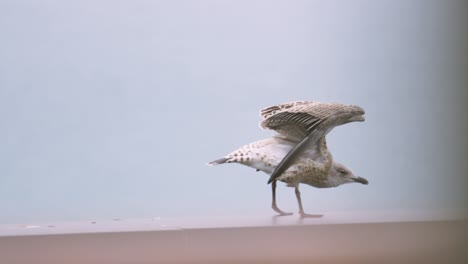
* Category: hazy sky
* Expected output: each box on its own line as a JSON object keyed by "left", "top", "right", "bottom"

{"left": 0, "top": 0, "right": 466, "bottom": 223}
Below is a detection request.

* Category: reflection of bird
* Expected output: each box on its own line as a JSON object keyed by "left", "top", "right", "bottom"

{"left": 208, "top": 101, "right": 368, "bottom": 217}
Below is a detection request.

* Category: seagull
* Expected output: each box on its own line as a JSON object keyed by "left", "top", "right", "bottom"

{"left": 208, "top": 101, "right": 368, "bottom": 217}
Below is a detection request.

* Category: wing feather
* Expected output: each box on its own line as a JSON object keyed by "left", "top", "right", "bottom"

{"left": 260, "top": 101, "right": 364, "bottom": 141}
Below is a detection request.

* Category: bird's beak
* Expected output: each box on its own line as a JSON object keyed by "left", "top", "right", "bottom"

{"left": 353, "top": 176, "right": 369, "bottom": 185}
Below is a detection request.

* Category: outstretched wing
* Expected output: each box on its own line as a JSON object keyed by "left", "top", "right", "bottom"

{"left": 260, "top": 101, "right": 365, "bottom": 184}
{"left": 260, "top": 101, "right": 364, "bottom": 142}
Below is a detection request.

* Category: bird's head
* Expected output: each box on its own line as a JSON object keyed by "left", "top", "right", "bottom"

{"left": 326, "top": 162, "right": 368, "bottom": 187}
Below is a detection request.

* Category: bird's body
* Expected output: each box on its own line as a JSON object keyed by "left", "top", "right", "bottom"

{"left": 208, "top": 100, "right": 368, "bottom": 217}
{"left": 210, "top": 136, "right": 334, "bottom": 188}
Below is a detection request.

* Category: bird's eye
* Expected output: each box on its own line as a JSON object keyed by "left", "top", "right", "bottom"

{"left": 338, "top": 169, "right": 347, "bottom": 175}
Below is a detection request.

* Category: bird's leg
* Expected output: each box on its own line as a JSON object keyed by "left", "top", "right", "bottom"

{"left": 271, "top": 180, "right": 293, "bottom": 216}
{"left": 295, "top": 186, "right": 322, "bottom": 218}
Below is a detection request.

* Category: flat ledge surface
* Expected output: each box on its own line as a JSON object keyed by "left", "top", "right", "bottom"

{"left": 1, "top": 210, "right": 467, "bottom": 264}
{"left": 1, "top": 209, "right": 466, "bottom": 237}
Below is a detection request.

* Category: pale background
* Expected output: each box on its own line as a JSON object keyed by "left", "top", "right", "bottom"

{"left": 0, "top": 0, "right": 466, "bottom": 224}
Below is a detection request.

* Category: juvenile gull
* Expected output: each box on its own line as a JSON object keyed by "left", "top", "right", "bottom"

{"left": 208, "top": 101, "right": 368, "bottom": 217}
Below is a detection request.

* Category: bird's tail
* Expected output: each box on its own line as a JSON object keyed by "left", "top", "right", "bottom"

{"left": 206, "top": 157, "right": 228, "bottom": 166}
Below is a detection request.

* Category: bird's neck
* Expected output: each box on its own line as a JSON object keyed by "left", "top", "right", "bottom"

{"left": 319, "top": 137, "right": 333, "bottom": 169}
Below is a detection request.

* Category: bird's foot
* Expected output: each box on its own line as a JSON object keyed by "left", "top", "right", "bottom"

{"left": 299, "top": 212, "right": 323, "bottom": 218}
{"left": 272, "top": 205, "right": 293, "bottom": 216}
{"left": 277, "top": 212, "right": 293, "bottom": 216}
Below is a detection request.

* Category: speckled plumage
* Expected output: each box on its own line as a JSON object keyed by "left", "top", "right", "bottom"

{"left": 208, "top": 100, "right": 368, "bottom": 217}
{"left": 218, "top": 136, "right": 332, "bottom": 188}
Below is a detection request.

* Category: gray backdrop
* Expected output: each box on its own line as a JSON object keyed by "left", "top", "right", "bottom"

{"left": 1, "top": 0, "right": 466, "bottom": 223}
